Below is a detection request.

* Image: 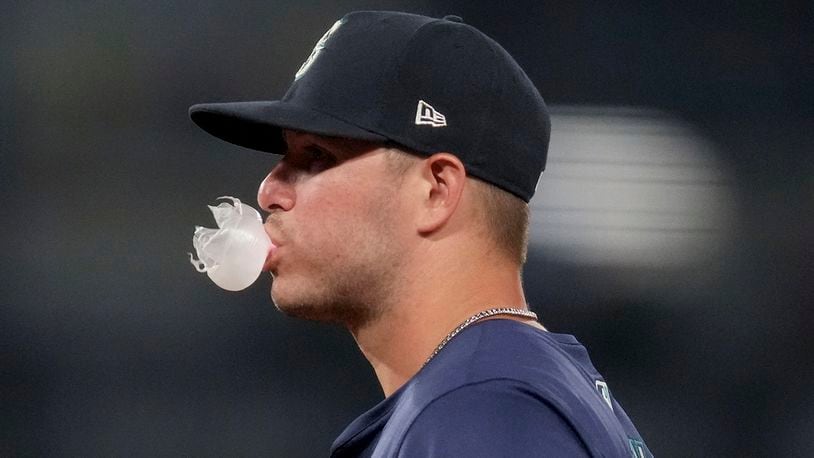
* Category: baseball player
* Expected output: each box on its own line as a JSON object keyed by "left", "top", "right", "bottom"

{"left": 190, "top": 11, "right": 651, "bottom": 457}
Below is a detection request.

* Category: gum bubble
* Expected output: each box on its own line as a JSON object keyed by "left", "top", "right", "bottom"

{"left": 188, "top": 196, "right": 273, "bottom": 291}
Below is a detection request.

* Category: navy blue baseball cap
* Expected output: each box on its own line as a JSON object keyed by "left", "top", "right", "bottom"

{"left": 190, "top": 11, "right": 550, "bottom": 202}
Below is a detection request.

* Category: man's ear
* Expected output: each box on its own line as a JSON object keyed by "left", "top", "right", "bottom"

{"left": 416, "top": 153, "right": 467, "bottom": 234}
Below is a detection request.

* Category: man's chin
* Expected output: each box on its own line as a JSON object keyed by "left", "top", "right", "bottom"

{"left": 269, "top": 285, "right": 336, "bottom": 322}
{"left": 271, "top": 293, "right": 378, "bottom": 328}
{"left": 272, "top": 299, "right": 345, "bottom": 324}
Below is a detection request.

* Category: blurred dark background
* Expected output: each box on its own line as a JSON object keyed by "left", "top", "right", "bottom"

{"left": 1, "top": 1, "right": 811, "bottom": 456}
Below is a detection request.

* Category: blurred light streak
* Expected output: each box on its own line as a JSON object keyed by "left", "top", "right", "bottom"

{"left": 530, "top": 106, "right": 737, "bottom": 267}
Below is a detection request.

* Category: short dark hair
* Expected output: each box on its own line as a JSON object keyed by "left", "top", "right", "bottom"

{"left": 468, "top": 178, "right": 530, "bottom": 265}
{"left": 384, "top": 147, "right": 530, "bottom": 265}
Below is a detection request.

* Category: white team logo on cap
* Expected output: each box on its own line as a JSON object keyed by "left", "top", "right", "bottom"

{"left": 295, "top": 19, "right": 344, "bottom": 80}
{"left": 415, "top": 100, "right": 447, "bottom": 127}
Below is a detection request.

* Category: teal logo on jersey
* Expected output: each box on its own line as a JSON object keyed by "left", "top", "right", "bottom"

{"left": 628, "top": 437, "right": 649, "bottom": 458}
{"left": 595, "top": 380, "right": 613, "bottom": 410}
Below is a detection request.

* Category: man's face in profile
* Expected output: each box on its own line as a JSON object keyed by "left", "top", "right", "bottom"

{"left": 258, "top": 131, "right": 410, "bottom": 326}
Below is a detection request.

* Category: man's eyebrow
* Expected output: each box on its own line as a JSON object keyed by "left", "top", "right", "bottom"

{"left": 306, "top": 136, "right": 361, "bottom": 159}
{"left": 282, "top": 130, "right": 376, "bottom": 160}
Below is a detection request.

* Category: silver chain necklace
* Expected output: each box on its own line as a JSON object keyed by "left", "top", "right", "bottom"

{"left": 422, "top": 307, "right": 538, "bottom": 367}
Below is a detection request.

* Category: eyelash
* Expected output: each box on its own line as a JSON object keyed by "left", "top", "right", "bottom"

{"left": 307, "top": 146, "right": 328, "bottom": 160}
{"left": 304, "top": 145, "right": 336, "bottom": 170}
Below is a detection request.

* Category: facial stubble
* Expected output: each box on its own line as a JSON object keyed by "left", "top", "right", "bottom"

{"left": 269, "top": 186, "right": 405, "bottom": 330}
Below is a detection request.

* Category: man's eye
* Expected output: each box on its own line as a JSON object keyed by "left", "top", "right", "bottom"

{"left": 308, "top": 147, "right": 327, "bottom": 160}
{"left": 305, "top": 146, "right": 336, "bottom": 169}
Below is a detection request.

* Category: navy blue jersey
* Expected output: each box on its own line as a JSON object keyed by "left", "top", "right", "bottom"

{"left": 331, "top": 320, "right": 651, "bottom": 457}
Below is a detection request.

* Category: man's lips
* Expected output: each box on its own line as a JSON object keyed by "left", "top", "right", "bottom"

{"left": 262, "top": 218, "right": 283, "bottom": 272}
{"left": 262, "top": 243, "right": 279, "bottom": 272}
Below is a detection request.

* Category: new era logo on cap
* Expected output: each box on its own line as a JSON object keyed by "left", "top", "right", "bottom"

{"left": 415, "top": 100, "right": 447, "bottom": 127}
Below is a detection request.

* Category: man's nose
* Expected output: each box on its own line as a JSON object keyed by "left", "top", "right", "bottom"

{"left": 257, "top": 162, "right": 295, "bottom": 212}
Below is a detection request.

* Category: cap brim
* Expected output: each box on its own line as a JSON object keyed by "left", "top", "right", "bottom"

{"left": 189, "top": 101, "right": 388, "bottom": 153}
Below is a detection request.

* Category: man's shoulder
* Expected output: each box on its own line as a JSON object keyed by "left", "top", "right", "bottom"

{"left": 412, "top": 320, "right": 592, "bottom": 401}
{"left": 381, "top": 320, "right": 642, "bottom": 457}
{"left": 396, "top": 378, "right": 595, "bottom": 457}
{"left": 331, "top": 320, "right": 652, "bottom": 458}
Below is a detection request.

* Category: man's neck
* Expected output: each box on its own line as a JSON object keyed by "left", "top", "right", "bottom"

{"left": 349, "top": 255, "right": 532, "bottom": 397}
